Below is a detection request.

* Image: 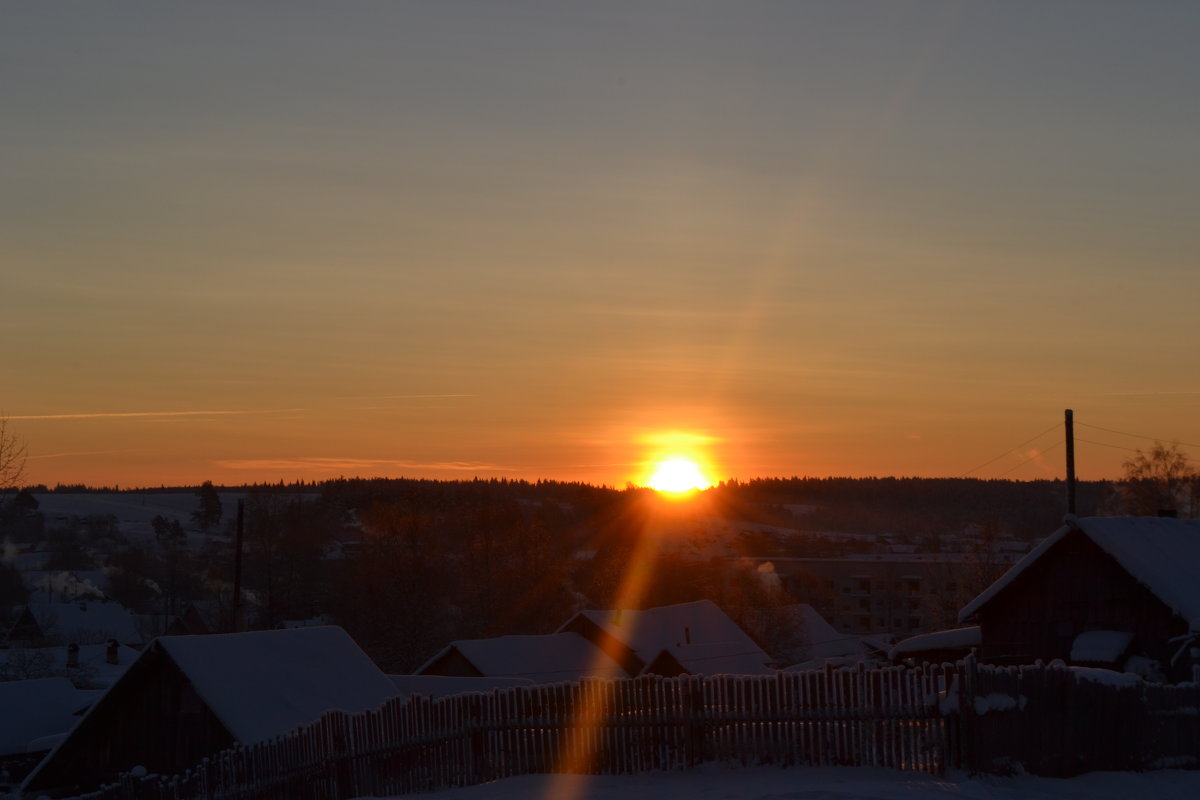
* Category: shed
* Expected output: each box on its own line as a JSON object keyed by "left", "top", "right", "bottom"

{"left": 959, "top": 515, "right": 1200, "bottom": 680}
{"left": 21, "top": 626, "right": 398, "bottom": 796}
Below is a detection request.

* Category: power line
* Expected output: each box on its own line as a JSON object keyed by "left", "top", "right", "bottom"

{"left": 1075, "top": 421, "right": 1200, "bottom": 452}
{"left": 993, "top": 440, "right": 1063, "bottom": 479}
{"left": 1075, "top": 436, "right": 1142, "bottom": 454}
{"left": 960, "top": 423, "right": 1062, "bottom": 478}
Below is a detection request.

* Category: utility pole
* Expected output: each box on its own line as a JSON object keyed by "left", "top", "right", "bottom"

{"left": 232, "top": 499, "right": 244, "bottom": 633}
{"left": 1065, "top": 409, "right": 1076, "bottom": 515}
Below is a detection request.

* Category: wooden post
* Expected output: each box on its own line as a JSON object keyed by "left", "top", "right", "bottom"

{"left": 1065, "top": 409, "right": 1076, "bottom": 515}
{"left": 232, "top": 498, "right": 244, "bottom": 633}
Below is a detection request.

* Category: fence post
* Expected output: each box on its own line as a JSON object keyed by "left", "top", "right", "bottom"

{"left": 959, "top": 653, "right": 978, "bottom": 774}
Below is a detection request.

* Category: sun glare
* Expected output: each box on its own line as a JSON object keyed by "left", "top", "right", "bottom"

{"left": 646, "top": 456, "right": 712, "bottom": 494}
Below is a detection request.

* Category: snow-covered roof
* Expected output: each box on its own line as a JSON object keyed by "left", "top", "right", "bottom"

{"left": 157, "top": 626, "right": 399, "bottom": 744}
{"left": 643, "top": 642, "right": 775, "bottom": 676}
{"left": 420, "top": 632, "right": 627, "bottom": 683}
{"left": 388, "top": 674, "right": 535, "bottom": 700}
{"left": 28, "top": 601, "right": 141, "bottom": 645}
{"left": 889, "top": 626, "right": 981, "bottom": 660}
{"left": 0, "top": 678, "right": 94, "bottom": 756}
{"left": 959, "top": 516, "right": 1200, "bottom": 628}
{"left": 1, "top": 642, "right": 141, "bottom": 689}
{"left": 563, "top": 600, "right": 768, "bottom": 667}
{"left": 785, "top": 604, "right": 864, "bottom": 660}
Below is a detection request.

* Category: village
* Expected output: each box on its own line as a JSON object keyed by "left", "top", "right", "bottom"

{"left": 3, "top": 480, "right": 1200, "bottom": 798}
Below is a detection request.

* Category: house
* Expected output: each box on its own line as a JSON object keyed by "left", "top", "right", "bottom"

{"left": 21, "top": 626, "right": 399, "bottom": 797}
{"left": 640, "top": 641, "right": 774, "bottom": 677}
{"left": 557, "top": 600, "right": 772, "bottom": 676}
{"left": 958, "top": 515, "right": 1200, "bottom": 681}
{"left": 1, "top": 640, "right": 141, "bottom": 689}
{"left": 416, "top": 632, "right": 627, "bottom": 683}
{"left": 26, "top": 601, "right": 142, "bottom": 647}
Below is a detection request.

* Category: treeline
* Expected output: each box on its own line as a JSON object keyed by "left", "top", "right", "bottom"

{"left": 707, "top": 477, "right": 1108, "bottom": 540}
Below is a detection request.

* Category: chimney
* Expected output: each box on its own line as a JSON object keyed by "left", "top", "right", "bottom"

{"left": 684, "top": 626, "right": 692, "bottom": 645}
{"left": 106, "top": 638, "right": 119, "bottom": 665}
{"left": 67, "top": 642, "right": 79, "bottom": 668}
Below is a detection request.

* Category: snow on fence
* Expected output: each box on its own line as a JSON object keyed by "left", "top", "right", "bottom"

{"left": 58, "top": 659, "right": 1200, "bottom": 800}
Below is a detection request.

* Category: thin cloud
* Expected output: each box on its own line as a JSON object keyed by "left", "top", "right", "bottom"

{"left": 213, "top": 457, "right": 511, "bottom": 472}
{"left": 27, "top": 449, "right": 132, "bottom": 460}
{"left": 11, "top": 409, "right": 306, "bottom": 421}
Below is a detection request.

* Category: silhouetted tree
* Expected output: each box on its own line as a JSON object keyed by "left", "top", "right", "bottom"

{"left": 0, "top": 416, "right": 26, "bottom": 490}
{"left": 191, "top": 481, "right": 222, "bottom": 532}
{"left": 1111, "top": 442, "right": 1199, "bottom": 517}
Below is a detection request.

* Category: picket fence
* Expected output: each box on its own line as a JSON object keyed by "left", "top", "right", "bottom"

{"left": 61, "top": 659, "right": 1200, "bottom": 800}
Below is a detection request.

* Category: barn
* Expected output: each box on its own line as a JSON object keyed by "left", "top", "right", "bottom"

{"left": 21, "top": 626, "right": 398, "bottom": 797}
{"left": 959, "top": 515, "right": 1200, "bottom": 681}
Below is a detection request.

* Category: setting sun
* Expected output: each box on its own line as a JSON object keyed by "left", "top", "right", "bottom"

{"left": 646, "top": 457, "right": 712, "bottom": 493}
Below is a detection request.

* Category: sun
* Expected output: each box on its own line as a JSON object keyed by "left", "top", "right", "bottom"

{"left": 646, "top": 456, "right": 712, "bottom": 494}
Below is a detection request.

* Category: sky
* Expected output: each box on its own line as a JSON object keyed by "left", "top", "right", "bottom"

{"left": 4, "top": 1, "right": 1200, "bottom": 488}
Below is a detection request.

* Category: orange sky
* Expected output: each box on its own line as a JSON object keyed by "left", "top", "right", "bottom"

{"left": 5, "top": 3, "right": 1200, "bottom": 488}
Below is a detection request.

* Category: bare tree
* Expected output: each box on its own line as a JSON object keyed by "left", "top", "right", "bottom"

{"left": 1114, "top": 441, "right": 1199, "bottom": 517}
{"left": 0, "top": 416, "right": 28, "bottom": 490}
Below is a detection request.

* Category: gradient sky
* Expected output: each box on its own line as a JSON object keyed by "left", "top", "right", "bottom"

{"left": 4, "top": 1, "right": 1200, "bottom": 488}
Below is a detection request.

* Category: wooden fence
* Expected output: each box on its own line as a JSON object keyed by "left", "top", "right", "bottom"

{"left": 58, "top": 660, "right": 1200, "bottom": 800}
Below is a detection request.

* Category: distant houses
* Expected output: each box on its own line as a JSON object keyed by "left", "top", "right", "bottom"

{"left": 417, "top": 632, "right": 626, "bottom": 683}
{"left": 25, "top": 600, "right": 143, "bottom": 648}
{"left": 418, "top": 601, "right": 776, "bottom": 682}
{"left": 558, "top": 600, "right": 774, "bottom": 677}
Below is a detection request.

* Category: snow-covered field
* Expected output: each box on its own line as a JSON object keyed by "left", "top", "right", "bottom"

{"left": 362, "top": 765, "right": 1200, "bottom": 800}
{"left": 30, "top": 492, "right": 246, "bottom": 542}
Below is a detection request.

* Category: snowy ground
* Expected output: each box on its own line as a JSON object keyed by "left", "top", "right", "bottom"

{"left": 356, "top": 765, "right": 1200, "bottom": 800}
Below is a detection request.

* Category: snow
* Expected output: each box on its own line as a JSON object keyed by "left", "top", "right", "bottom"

{"left": 0, "top": 678, "right": 93, "bottom": 756}
{"left": 388, "top": 675, "right": 535, "bottom": 700}
{"left": 1070, "top": 631, "right": 1133, "bottom": 663}
{"left": 960, "top": 517, "right": 1200, "bottom": 627}
{"left": 786, "top": 603, "right": 865, "bottom": 660}
{"left": 157, "top": 626, "right": 399, "bottom": 745}
{"left": 349, "top": 763, "right": 1200, "bottom": 800}
{"left": 2, "top": 642, "right": 141, "bottom": 688}
{"left": 27, "top": 600, "right": 141, "bottom": 645}
{"left": 1069, "top": 667, "right": 1143, "bottom": 689}
{"left": 28, "top": 491, "right": 249, "bottom": 542}
{"left": 563, "top": 600, "right": 770, "bottom": 671}
{"left": 645, "top": 641, "right": 776, "bottom": 676}
{"left": 419, "top": 633, "right": 627, "bottom": 683}
{"left": 973, "top": 692, "right": 1025, "bottom": 715}
{"left": 891, "top": 627, "right": 981, "bottom": 660}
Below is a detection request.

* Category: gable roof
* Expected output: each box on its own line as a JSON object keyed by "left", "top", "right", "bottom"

{"left": 560, "top": 600, "right": 768, "bottom": 667}
{"left": 156, "top": 626, "right": 399, "bottom": 745}
{"left": 418, "top": 632, "right": 626, "bottom": 683}
{"left": 643, "top": 641, "right": 775, "bottom": 676}
{"left": 959, "top": 516, "right": 1200, "bottom": 629}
